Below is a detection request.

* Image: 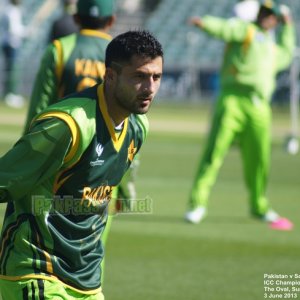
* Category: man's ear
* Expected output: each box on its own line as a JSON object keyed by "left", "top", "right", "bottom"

{"left": 107, "top": 15, "right": 116, "bottom": 28}
{"left": 105, "top": 67, "right": 116, "bottom": 82}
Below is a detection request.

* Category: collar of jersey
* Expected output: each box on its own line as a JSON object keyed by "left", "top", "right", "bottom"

{"left": 80, "top": 29, "right": 112, "bottom": 41}
{"left": 97, "top": 84, "right": 128, "bottom": 152}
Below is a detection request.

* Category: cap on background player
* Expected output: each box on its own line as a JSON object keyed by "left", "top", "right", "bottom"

{"left": 76, "top": 0, "right": 115, "bottom": 17}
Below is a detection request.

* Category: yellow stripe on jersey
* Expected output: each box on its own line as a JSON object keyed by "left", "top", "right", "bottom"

{"left": 0, "top": 217, "right": 53, "bottom": 276}
{"left": 243, "top": 26, "right": 256, "bottom": 53}
{"left": 29, "top": 243, "right": 53, "bottom": 274}
{"left": 35, "top": 112, "right": 81, "bottom": 192}
{"left": 34, "top": 232, "right": 53, "bottom": 274}
{"left": 0, "top": 218, "right": 22, "bottom": 258}
{"left": 53, "top": 39, "right": 64, "bottom": 83}
{"left": 35, "top": 112, "right": 80, "bottom": 165}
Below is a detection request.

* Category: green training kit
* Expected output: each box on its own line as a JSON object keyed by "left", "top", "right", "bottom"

{"left": 0, "top": 84, "right": 148, "bottom": 293}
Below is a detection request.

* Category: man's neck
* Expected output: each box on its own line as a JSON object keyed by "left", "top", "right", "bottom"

{"left": 103, "top": 83, "right": 129, "bottom": 126}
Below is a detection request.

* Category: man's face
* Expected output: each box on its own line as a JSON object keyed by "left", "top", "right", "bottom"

{"left": 260, "top": 14, "right": 279, "bottom": 30}
{"left": 111, "top": 55, "right": 163, "bottom": 115}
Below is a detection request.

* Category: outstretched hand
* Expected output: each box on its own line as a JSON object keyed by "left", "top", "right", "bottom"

{"left": 188, "top": 16, "right": 203, "bottom": 28}
{"left": 279, "top": 5, "right": 293, "bottom": 24}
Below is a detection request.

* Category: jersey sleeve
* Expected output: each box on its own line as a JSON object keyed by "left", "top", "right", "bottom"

{"left": 24, "top": 42, "right": 60, "bottom": 132}
{"left": 136, "top": 114, "right": 149, "bottom": 142}
{"left": 201, "top": 16, "right": 249, "bottom": 43}
{"left": 0, "top": 118, "right": 72, "bottom": 203}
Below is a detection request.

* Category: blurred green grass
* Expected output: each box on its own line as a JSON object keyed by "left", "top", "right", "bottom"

{"left": 0, "top": 101, "right": 299, "bottom": 300}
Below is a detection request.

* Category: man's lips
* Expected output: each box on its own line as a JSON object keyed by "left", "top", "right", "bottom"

{"left": 138, "top": 95, "right": 153, "bottom": 102}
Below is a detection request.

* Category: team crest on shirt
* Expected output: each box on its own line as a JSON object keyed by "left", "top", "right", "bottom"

{"left": 128, "top": 140, "right": 137, "bottom": 162}
{"left": 90, "top": 143, "right": 105, "bottom": 167}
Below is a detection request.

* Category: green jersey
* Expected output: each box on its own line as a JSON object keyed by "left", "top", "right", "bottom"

{"left": 25, "top": 29, "right": 111, "bottom": 131}
{"left": 0, "top": 84, "right": 148, "bottom": 293}
{"left": 200, "top": 16, "right": 295, "bottom": 100}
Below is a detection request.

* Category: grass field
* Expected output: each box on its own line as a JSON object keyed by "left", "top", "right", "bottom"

{"left": 0, "top": 101, "right": 299, "bottom": 300}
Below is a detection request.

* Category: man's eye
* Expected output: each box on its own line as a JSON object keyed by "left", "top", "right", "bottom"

{"left": 153, "top": 74, "right": 162, "bottom": 81}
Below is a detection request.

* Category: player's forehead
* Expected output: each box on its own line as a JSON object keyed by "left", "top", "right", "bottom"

{"left": 126, "top": 55, "right": 163, "bottom": 73}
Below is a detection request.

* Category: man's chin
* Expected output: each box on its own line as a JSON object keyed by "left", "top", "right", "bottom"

{"left": 135, "top": 109, "right": 148, "bottom": 115}
{"left": 135, "top": 103, "right": 151, "bottom": 114}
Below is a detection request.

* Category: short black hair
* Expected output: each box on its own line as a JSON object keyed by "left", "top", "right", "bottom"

{"left": 257, "top": 5, "right": 278, "bottom": 20}
{"left": 105, "top": 30, "right": 164, "bottom": 69}
{"left": 75, "top": 15, "right": 112, "bottom": 29}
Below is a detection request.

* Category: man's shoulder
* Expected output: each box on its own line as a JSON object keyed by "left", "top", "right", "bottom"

{"left": 38, "top": 86, "right": 98, "bottom": 122}
{"left": 131, "top": 114, "right": 149, "bottom": 140}
{"left": 56, "top": 31, "right": 78, "bottom": 47}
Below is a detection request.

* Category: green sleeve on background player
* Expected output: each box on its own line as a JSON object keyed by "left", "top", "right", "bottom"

{"left": 275, "top": 23, "right": 296, "bottom": 72}
{"left": 0, "top": 118, "right": 72, "bottom": 203}
{"left": 201, "top": 16, "right": 249, "bottom": 43}
{"left": 24, "top": 43, "right": 60, "bottom": 132}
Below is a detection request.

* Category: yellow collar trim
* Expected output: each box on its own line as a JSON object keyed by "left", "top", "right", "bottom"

{"left": 97, "top": 84, "right": 128, "bottom": 152}
{"left": 80, "top": 29, "right": 112, "bottom": 41}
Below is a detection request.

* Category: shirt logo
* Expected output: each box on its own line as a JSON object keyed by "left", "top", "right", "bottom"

{"left": 81, "top": 185, "right": 115, "bottom": 209}
{"left": 96, "top": 143, "right": 104, "bottom": 157}
{"left": 90, "top": 6, "right": 99, "bottom": 17}
{"left": 128, "top": 140, "right": 137, "bottom": 162}
{"left": 90, "top": 143, "right": 105, "bottom": 167}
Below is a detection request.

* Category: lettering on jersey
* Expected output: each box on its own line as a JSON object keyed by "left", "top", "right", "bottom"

{"left": 90, "top": 143, "right": 105, "bottom": 167}
{"left": 75, "top": 59, "right": 105, "bottom": 92}
{"left": 81, "top": 185, "right": 115, "bottom": 208}
{"left": 77, "top": 77, "right": 97, "bottom": 92}
{"left": 75, "top": 59, "right": 105, "bottom": 78}
{"left": 128, "top": 140, "right": 137, "bottom": 162}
